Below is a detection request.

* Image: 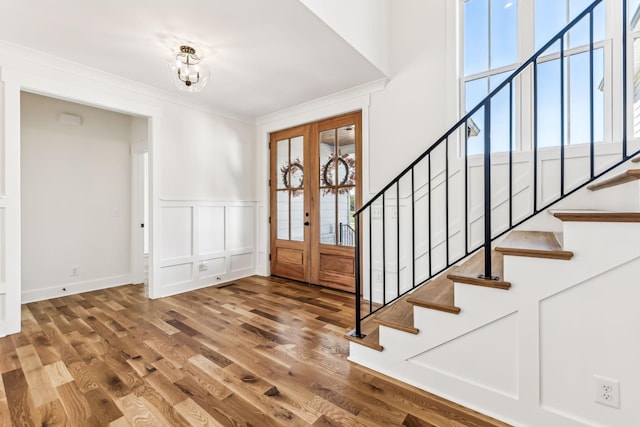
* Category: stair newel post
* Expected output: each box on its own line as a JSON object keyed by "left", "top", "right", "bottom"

{"left": 352, "top": 213, "right": 363, "bottom": 338}
{"left": 482, "top": 99, "right": 493, "bottom": 280}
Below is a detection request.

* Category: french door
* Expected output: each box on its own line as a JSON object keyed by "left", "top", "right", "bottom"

{"left": 270, "top": 111, "right": 361, "bottom": 292}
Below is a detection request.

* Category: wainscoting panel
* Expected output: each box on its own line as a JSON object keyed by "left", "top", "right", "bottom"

{"left": 161, "top": 206, "right": 193, "bottom": 261}
{"left": 159, "top": 263, "right": 193, "bottom": 287}
{"left": 157, "top": 200, "right": 256, "bottom": 297}
{"left": 199, "top": 206, "right": 225, "bottom": 255}
{"left": 227, "top": 206, "right": 254, "bottom": 251}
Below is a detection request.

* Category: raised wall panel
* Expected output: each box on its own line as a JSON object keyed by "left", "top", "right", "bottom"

{"left": 410, "top": 313, "right": 519, "bottom": 399}
{"left": 539, "top": 261, "right": 640, "bottom": 426}
{"left": 227, "top": 206, "right": 253, "bottom": 250}
{"left": 159, "top": 263, "right": 193, "bottom": 286}
{"left": 199, "top": 257, "right": 225, "bottom": 279}
{"left": 161, "top": 206, "right": 193, "bottom": 260}
{"left": 231, "top": 253, "right": 253, "bottom": 272}
{"left": 199, "top": 206, "right": 225, "bottom": 254}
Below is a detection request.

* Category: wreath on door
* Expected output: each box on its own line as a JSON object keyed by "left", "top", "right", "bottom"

{"left": 280, "top": 159, "right": 304, "bottom": 197}
{"left": 320, "top": 152, "right": 356, "bottom": 195}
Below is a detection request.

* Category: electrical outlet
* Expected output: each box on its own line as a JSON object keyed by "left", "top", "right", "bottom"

{"left": 71, "top": 266, "right": 80, "bottom": 276}
{"left": 594, "top": 375, "right": 620, "bottom": 408}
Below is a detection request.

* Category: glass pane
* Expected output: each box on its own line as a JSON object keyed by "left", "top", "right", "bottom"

{"left": 320, "top": 192, "right": 336, "bottom": 245}
{"left": 290, "top": 136, "right": 304, "bottom": 189}
{"left": 337, "top": 125, "right": 356, "bottom": 187}
{"left": 465, "top": 0, "right": 489, "bottom": 76}
{"left": 337, "top": 188, "right": 355, "bottom": 247}
{"left": 277, "top": 191, "right": 289, "bottom": 240}
{"left": 632, "top": 0, "right": 640, "bottom": 29}
{"left": 568, "top": 49, "right": 604, "bottom": 144}
{"left": 568, "top": 0, "right": 605, "bottom": 48}
{"left": 536, "top": 0, "right": 566, "bottom": 51}
{"left": 489, "top": 70, "right": 510, "bottom": 91}
{"left": 290, "top": 190, "right": 304, "bottom": 241}
{"left": 568, "top": 16, "right": 589, "bottom": 50}
{"left": 490, "top": 0, "right": 518, "bottom": 69}
{"left": 466, "top": 77, "right": 488, "bottom": 112}
{"left": 537, "top": 56, "right": 562, "bottom": 148}
{"left": 467, "top": 108, "right": 485, "bottom": 155}
{"left": 276, "top": 139, "right": 289, "bottom": 190}
{"left": 319, "top": 129, "right": 336, "bottom": 188}
{"left": 634, "top": 37, "right": 640, "bottom": 138}
{"left": 490, "top": 88, "right": 511, "bottom": 152}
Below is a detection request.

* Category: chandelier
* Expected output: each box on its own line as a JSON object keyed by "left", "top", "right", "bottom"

{"left": 168, "top": 44, "right": 210, "bottom": 92}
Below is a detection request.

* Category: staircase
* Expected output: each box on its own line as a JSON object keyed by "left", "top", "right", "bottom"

{"left": 345, "top": 1, "right": 640, "bottom": 426}
{"left": 346, "top": 160, "right": 640, "bottom": 426}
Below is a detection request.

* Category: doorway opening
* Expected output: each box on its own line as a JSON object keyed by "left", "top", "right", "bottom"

{"left": 20, "top": 91, "right": 151, "bottom": 302}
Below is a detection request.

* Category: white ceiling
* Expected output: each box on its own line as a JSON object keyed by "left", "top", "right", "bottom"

{"left": 0, "top": 0, "right": 385, "bottom": 119}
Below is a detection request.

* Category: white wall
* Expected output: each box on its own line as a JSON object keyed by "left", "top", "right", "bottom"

{"left": 159, "top": 103, "right": 256, "bottom": 201}
{"left": 0, "top": 40, "right": 258, "bottom": 335}
{"left": 300, "top": 0, "right": 391, "bottom": 76}
{"left": 20, "top": 92, "right": 132, "bottom": 302}
{"left": 368, "top": 0, "right": 456, "bottom": 192}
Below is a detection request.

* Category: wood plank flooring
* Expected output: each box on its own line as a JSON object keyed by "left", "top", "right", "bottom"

{"left": 0, "top": 276, "right": 510, "bottom": 426}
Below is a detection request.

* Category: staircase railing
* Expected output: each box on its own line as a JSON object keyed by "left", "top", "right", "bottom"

{"left": 339, "top": 223, "right": 355, "bottom": 246}
{"left": 352, "top": 0, "right": 637, "bottom": 338}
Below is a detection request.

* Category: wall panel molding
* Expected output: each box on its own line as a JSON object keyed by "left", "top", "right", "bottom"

{"left": 156, "top": 200, "right": 256, "bottom": 298}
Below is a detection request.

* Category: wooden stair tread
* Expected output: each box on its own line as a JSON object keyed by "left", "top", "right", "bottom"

{"left": 587, "top": 169, "right": 640, "bottom": 191}
{"left": 496, "top": 230, "right": 573, "bottom": 260}
{"left": 552, "top": 210, "right": 640, "bottom": 222}
{"left": 446, "top": 250, "right": 511, "bottom": 290}
{"left": 373, "top": 300, "right": 419, "bottom": 334}
{"left": 344, "top": 317, "right": 383, "bottom": 351}
{"left": 406, "top": 273, "right": 460, "bottom": 314}
{"left": 632, "top": 155, "right": 640, "bottom": 163}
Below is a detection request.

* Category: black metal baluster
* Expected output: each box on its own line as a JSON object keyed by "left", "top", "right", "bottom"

{"left": 465, "top": 121, "right": 469, "bottom": 255}
{"left": 533, "top": 61, "right": 539, "bottom": 214}
{"left": 352, "top": 213, "right": 362, "bottom": 338}
{"left": 396, "top": 182, "right": 400, "bottom": 298}
{"left": 382, "top": 193, "right": 386, "bottom": 305}
{"left": 590, "top": 10, "right": 595, "bottom": 177}
{"left": 428, "top": 155, "right": 432, "bottom": 277}
{"left": 445, "top": 138, "right": 450, "bottom": 266}
{"left": 411, "top": 168, "right": 415, "bottom": 288}
{"left": 560, "top": 36, "right": 565, "bottom": 196}
{"left": 482, "top": 101, "right": 493, "bottom": 279}
{"left": 623, "top": 1, "right": 628, "bottom": 159}
{"left": 368, "top": 207, "right": 372, "bottom": 314}
{"left": 509, "top": 81, "right": 513, "bottom": 228}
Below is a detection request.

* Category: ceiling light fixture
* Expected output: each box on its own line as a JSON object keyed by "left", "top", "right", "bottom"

{"left": 168, "top": 44, "right": 210, "bottom": 93}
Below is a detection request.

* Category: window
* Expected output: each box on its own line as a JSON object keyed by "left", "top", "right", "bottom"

{"left": 462, "top": 0, "right": 608, "bottom": 153}
{"left": 463, "top": 0, "right": 518, "bottom": 154}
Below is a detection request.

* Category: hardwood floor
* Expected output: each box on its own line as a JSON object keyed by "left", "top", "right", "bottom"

{"left": 0, "top": 276, "right": 510, "bottom": 426}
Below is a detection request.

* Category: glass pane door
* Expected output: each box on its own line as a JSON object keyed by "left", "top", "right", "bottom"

{"left": 319, "top": 125, "right": 357, "bottom": 247}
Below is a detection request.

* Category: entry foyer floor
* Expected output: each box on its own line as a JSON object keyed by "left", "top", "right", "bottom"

{"left": 0, "top": 276, "right": 509, "bottom": 426}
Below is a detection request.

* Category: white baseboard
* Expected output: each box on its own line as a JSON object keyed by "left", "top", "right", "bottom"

{"left": 154, "top": 268, "right": 256, "bottom": 299}
{"left": 21, "top": 274, "right": 133, "bottom": 304}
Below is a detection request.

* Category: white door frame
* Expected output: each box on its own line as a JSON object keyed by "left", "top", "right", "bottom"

{"left": 131, "top": 141, "right": 148, "bottom": 285}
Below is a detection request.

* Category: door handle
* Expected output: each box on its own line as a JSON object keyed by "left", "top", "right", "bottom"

{"left": 304, "top": 221, "right": 310, "bottom": 226}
